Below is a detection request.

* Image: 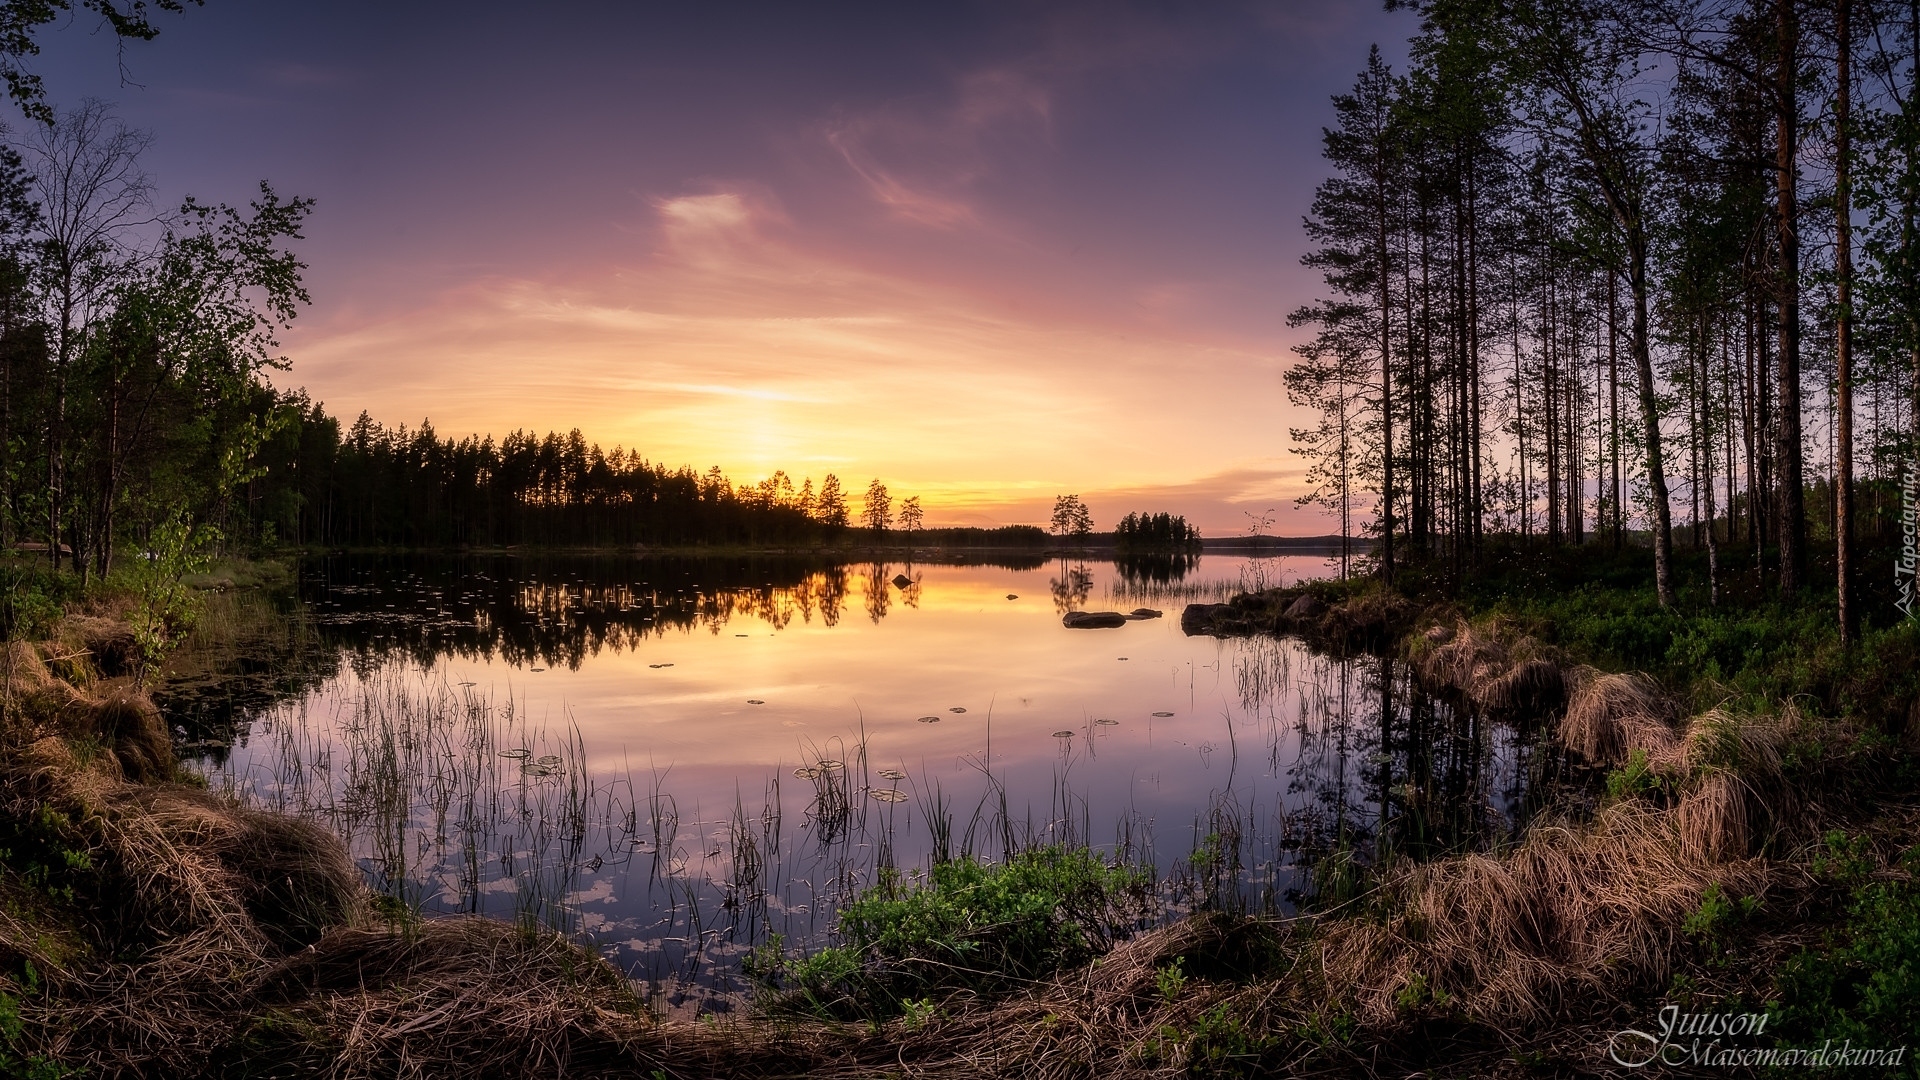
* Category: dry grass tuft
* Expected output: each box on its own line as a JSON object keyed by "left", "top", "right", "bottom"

{"left": 1559, "top": 669, "right": 1681, "bottom": 766}
{"left": 1417, "top": 620, "right": 1506, "bottom": 691}
{"left": 61, "top": 614, "right": 140, "bottom": 677}
{"left": 86, "top": 691, "right": 175, "bottom": 782}
{"left": 1675, "top": 771, "right": 1752, "bottom": 862}
{"left": 1318, "top": 801, "right": 1770, "bottom": 1026}
{"left": 1413, "top": 620, "right": 1565, "bottom": 714}
{"left": 1478, "top": 658, "right": 1566, "bottom": 714}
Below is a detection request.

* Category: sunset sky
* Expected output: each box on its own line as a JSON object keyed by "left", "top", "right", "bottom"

{"left": 33, "top": 1, "right": 1415, "bottom": 534}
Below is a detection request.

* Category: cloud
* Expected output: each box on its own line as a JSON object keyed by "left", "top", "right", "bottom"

{"left": 656, "top": 193, "right": 751, "bottom": 233}
{"left": 822, "top": 63, "right": 1054, "bottom": 231}
{"left": 284, "top": 183, "right": 1313, "bottom": 524}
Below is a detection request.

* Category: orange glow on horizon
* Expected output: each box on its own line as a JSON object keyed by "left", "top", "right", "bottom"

{"left": 282, "top": 192, "right": 1320, "bottom": 535}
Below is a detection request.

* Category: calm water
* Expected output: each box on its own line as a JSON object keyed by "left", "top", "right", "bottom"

{"left": 169, "top": 553, "right": 1553, "bottom": 1010}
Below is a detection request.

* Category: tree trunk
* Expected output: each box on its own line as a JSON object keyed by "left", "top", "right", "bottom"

{"left": 1377, "top": 157, "right": 1395, "bottom": 585}
{"left": 1835, "top": 0, "right": 1856, "bottom": 641}
{"left": 1775, "top": 0, "right": 1807, "bottom": 596}
{"left": 1610, "top": 271, "right": 1623, "bottom": 547}
{"left": 1630, "top": 247, "right": 1676, "bottom": 606}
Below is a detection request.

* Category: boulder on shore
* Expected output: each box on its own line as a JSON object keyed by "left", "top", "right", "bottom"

{"left": 1062, "top": 611, "right": 1129, "bottom": 629}
{"left": 1284, "top": 594, "right": 1325, "bottom": 619}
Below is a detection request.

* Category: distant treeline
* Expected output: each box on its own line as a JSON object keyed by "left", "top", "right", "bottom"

{"left": 243, "top": 398, "right": 1056, "bottom": 550}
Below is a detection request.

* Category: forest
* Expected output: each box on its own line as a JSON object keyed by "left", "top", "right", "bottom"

{"left": 1287, "top": 0, "right": 1919, "bottom": 641}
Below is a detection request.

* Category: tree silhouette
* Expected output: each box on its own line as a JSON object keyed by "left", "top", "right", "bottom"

{"left": 1050, "top": 494, "right": 1093, "bottom": 541}
{"left": 863, "top": 478, "right": 892, "bottom": 532}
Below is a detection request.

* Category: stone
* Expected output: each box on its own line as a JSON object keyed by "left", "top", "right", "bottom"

{"left": 1284, "top": 594, "right": 1325, "bottom": 619}
{"left": 1062, "top": 610, "right": 1128, "bottom": 629}
{"left": 1180, "top": 603, "right": 1236, "bottom": 635}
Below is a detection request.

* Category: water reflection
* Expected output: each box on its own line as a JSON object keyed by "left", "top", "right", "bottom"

{"left": 173, "top": 553, "right": 1562, "bottom": 1012}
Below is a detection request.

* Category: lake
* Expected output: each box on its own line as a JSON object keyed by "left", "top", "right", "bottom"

{"left": 164, "top": 552, "right": 1550, "bottom": 1011}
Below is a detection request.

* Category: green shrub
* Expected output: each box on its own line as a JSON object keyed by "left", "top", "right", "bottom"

{"left": 0, "top": 805, "right": 94, "bottom": 908}
{"left": 1181, "top": 1002, "right": 1276, "bottom": 1078}
{"left": 1605, "top": 747, "right": 1660, "bottom": 800}
{"left": 0, "top": 563, "right": 74, "bottom": 643}
{"left": 1770, "top": 852, "right": 1920, "bottom": 1073}
{"left": 746, "top": 846, "right": 1148, "bottom": 1017}
{"left": 1156, "top": 956, "right": 1188, "bottom": 1002}
{"left": 1682, "top": 882, "right": 1760, "bottom": 962}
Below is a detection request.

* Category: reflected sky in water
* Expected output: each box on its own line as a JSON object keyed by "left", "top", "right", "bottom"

{"left": 186, "top": 553, "right": 1548, "bottom": 1009}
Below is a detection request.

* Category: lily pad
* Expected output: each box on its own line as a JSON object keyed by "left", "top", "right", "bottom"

{"left": 878, "top": 768, "right": 906, "bottom": 780}
{"left": 500, "top": 748, "right": 532, "bottom": 760}
{"left": 949, "top": 707, "right": 967, "bottom": 714}
{"left": 1095, "top": 718, "right": 1119, "bottom": 726}
{"left": 535, "top": 754, "right": 562, "bottom": 767}
{"left": 747, "top": 699, "right": 765, "bottom": 705}
{"left": 817, "top": 759, "right": 844, "bottom": 772}
{"left": 1052, "top": 730, "right": 1075, "bottom": 738}
{"left": 869, "top": 788, "right": 908, "bottom": 803}
{"left": 916, "top": 715, "right": 941, "bottom": 723}
{"left": 1152, "top": 711, "right": 1175, "bottom": 717}
{"left": 793, "top": 767, "right": 823, "bottom": 780}
{"left": 530, "top": 667, "right": 546, "bottom": 672}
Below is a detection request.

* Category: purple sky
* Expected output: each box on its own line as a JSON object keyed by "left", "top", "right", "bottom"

{"left": 30, "top": 1, "right": 1416, "bottom": 534}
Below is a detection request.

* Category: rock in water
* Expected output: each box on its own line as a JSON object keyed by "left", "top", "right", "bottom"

{"left": 1126, "top": 607, "right": 1163, "bottom": 620}
{"left": 1179, "top": 603, "right": 1237, "bottom": 636}
{"left": 892, "top": 574, "right": 912, "bottom": 589}
{"left": 1062, "top": 611, "right": 1128, "bottom": 629}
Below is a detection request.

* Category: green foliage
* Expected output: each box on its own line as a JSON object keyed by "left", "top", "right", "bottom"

{"left": 1394, "top": 970, "right": 1453, "bottom": 1012}
{"left": 0, "top": 804, "right": 94, "bottom": 907}
{"left": 1605, "top": 747, "right": 1660, "bottom": 800}
{"left": 116, "top": 505, "right": 215, "bottom": 677}
{"left": 1812, "top": 831, "right": 1877, "bottom": 888}
{"left": 0, "top": 960, "right": 72, "bottom": 1079}
{"left": 1771, "top": 850, "right": 1920, "bottom": 1072}
{"left": 0, "top": 563, "right": 75, "bottom": 642}
{"left": 1156, "top": 956, "right": 1189, "bottom": 1002}
{"left": 1297, "top": 1008, "right": 1356, "bottom": 1048}
{"left": 899, "top": 997, "right": 937, "bottom": 1031}
{"left": 0, "top": 989, "right": 71, "bottom": 1080}
{"left": 745, "top": 846, "right": 1147, "bottom": 1018}
{"left": 1682, "top": 882, "right": 1760, "bottom": 961}
{"left": 1178, "top": 1002, "right": 1276, "bottom": 1079}
{"left": 1306, "top": 843, "right": 1369, "bottom": 911}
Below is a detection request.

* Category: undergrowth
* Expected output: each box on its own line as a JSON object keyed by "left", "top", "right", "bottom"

{"left": 745, "top": 846, "right": 1151, "bottom": 1019}
{"left": 1768, "top": 833, "right": 1920, "bottom": 1071}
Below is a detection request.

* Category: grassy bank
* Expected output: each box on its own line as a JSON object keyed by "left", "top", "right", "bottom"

{"left": 1179, "top": 543, "right": 1920, "bottom": 1071}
